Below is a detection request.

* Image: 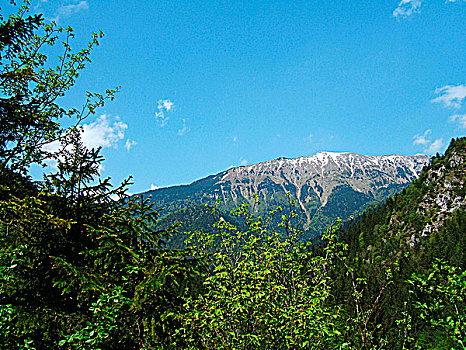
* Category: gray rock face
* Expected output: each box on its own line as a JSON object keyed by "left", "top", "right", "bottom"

{"left": 217, "top": 152, "right": 428, "bottom": 208}
{"left": 416, "top": 148, "right": 466, "bottom": 240}
{"left": 143, "top": 152, "right": 430, "bottom": 236}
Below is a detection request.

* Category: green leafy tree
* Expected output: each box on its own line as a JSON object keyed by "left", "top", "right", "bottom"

{"left": 0, "top": 2, "right": 117, "bottom": 174}
{"left": 176, "top": 198, "right": 345, "bottom": 349}
{"left": 406, "top": 260, "right": 465, "bottom": 349}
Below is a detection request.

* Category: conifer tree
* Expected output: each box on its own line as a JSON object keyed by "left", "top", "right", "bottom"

{"left": 0, "top": 3, "right": 199, "bottom": 348}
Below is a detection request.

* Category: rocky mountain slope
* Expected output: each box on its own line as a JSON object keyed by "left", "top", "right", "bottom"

{"left": 415, "top": 142, "right": 466, "bottom": 241}
{"left": 343, "top": 137, "right": 466, "bottom": 251}
{"left": 335, "top": 138, "right": 466, "bottom": 349}
{"left": 142, "top": 151, "right": 430, "bottom": 237}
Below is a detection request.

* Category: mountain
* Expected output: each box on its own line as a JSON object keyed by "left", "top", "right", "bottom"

{"left": 142, "top": 151, "right": 430, "bottom": 237}
{"left": 342, "top": 137, "right": 466, "bottom": 263}
{"left": 336, "top": 137, "right": 466, "bottom": 348}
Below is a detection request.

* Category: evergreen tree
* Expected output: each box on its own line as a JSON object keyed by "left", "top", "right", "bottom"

{"left": 0, "top": 3, "right": 199, "bottom": 348}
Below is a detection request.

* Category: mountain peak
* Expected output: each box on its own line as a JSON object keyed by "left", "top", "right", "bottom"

{"left": 144, "top": 150, "right": 430, "bottom": 237}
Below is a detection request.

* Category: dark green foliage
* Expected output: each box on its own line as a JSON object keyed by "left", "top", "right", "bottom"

{"left": 0, "top": 3, "right": 199, "bottom": 349}
{"left": 336, "top": 136, "right": 466, "bottom": 348}
{"left": 406, "top": 260, "right": 465, "bottom": 348}
{"left": 0, "top": 6, "right": 41, "bottom": 60}
{"left": 152, "top": 204, "right": 248, "bottom": 249}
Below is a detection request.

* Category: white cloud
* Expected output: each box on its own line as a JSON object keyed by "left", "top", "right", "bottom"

{"left": 53, "top": 1, "right": 89, "bottom": 22}
{"left": 81, "top": 114, "right": 127, "bottom": 149}
{"left": 393, "top": 0, "right": 465, "bottom": 18}
{"left": 393, "top": 0, "right": 422, "bottom": 18}
{"left": 155, "top": 112, "right": 169, "bottom": 127}
{"left": 413, "top": 130, "right": 444, "bottom": 154}
{"left": 155, "top": 99, "right": 174, "bottom": 127}
{"left": 240, "top": 157, "right": 248, "bottom": 165}
{"left": 41, "top": 139, "right": 61, "bottom": 153}
{"left": 413, "top": 129, "right": 432, "bottom": 146}
{"left": 177, "top": 119, "right": 190, "bottom": 136}
{"left": 232, "top": 136, "right": 238, "bottom": 142}
{"left": 161, "top": 99, "right": 174, "bottom": 111}
{"left": 450, "top": 114, "right": 466, "bottom": 128}
{"left": 125, "top": 139, "right": 137, "bottom": 151}
{"left": 431, "top": 84, "right": 466, "bottom": 109}
{"left": 305, "top": 133, "right": 314, "bottom": 143}
{"left": 41, "top": 140, "right": 61, "bottom": 170}
{"left": 41, "top": 139, "right": 70, "bottom": 169}
{"left": 34, "top": 0, "right": 48, "bottom": 11}
{"left": 41, "top": 136, "right": 108, "bottom": 172}
{"left": 150, "top": 184, "right": 160, "bottom": 190}
{"left": 424, "top": 138, "right": 444, "bottom": 154}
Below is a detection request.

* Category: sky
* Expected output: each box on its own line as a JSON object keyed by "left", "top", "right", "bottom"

{"left": 8, "top": 0, "right": 466, "bottom": 192}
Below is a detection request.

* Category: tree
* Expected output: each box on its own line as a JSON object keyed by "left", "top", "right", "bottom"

{"left": 0, "top": 3, "right": 199, "bottom": 348}
{"left": 406, "top": 260, "right": 465, "bottom": 349}
{"left": 176, "top": 198, "right": 345, "bottom": 349}
{"left": 0, "top": 3, "right": 118, "bottom": 175}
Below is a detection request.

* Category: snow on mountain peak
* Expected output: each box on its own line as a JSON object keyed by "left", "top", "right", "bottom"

{"left": 218, "top": 151, "right": 430, "bottom": 211}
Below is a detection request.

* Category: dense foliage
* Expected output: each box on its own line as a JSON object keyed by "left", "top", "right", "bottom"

{"left": 0, "top": 3, "right": 199, "bottom": 349}
{"left": 177, "top": 200, "right": 345, "bottom": 349}
{"left": 1, "top": 2, "right": 465, "bottom": 349}
{"left": 337, "top": 137, "right": 466, "bottom": 348}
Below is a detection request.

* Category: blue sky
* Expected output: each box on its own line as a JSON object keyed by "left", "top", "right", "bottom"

{"left": 15, "top": 0, "right": 466, "bottom": 192}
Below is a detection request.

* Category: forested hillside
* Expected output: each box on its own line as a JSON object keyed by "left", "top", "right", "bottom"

{"left": 335, "top": 136, "right": 466, "bottom": 348}
{"left": 342, "top": 136, "right": 466, "bottom": 266}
